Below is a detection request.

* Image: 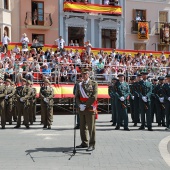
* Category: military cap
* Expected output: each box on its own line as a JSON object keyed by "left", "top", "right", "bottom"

{"left": 130, "top": 75, "right": 136, "bottom": 80}
{"left": 153, "top": 78, "right": 158, "bottom": 81}
{"left": 6, "top": 79, "right": 12, "bottom": 83}
{"left": 117, "top": 73, "right": 125, "bottom": 77}
{"left": 44, "top": 79, "right": 51, "bottom": 84}
{"left": 112, "top": 77, "right": 118, "bottom": 81}
{"left": 137, "top": 73, "right": 142, "bottom": 77}
{"left": 141, "top": 71, "right": 148, "bottom": 75}
{"left": 22, "top": 78, "right": 27, "bottom": 82}
{"left": 158, "top": 76, "right": 165, "bottom": 81}
{"left": 166, "top": 74, "right": 170, "bottom": 78}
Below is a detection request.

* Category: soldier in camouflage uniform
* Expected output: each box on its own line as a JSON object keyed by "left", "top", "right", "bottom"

{"left": 40, "top": 79, "right": 54, "bottom": 129}
{"left": 14, "top": 78, "right": 32, "bottom": 129}
{"left": 11, "top": 82, "right": 17, "bottom": 122}
{"left": 108, "top": 77, "right": 118, "bottom": 126}
{"left": 0, "top": 78, "right": 6, "bottom": 129}
{"left": 4, "top": 79, "right": 15, "bottom": 125}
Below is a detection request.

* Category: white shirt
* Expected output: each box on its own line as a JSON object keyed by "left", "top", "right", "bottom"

{"left": 55, "top": 38, "right": 65, "bottom": 49}
{"left": 20, "top": 37, "right": 29, "bottom": 44}
{"left": 2, "top": 36, "right": 10, "bottom": 45}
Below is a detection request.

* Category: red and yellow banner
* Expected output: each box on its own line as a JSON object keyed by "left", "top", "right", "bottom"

{"left": 32, "top": 84, "right": 109, "bottom": 99}
{"left": 138, "top": 22, "right": 149, "bottom": 40}
{"left": 63, "top": 2, "right": 122, "bottom": 15}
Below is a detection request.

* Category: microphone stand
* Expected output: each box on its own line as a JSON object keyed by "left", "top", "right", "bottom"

{"left": 63, "top": 73, "right": 91, "bottom": 160}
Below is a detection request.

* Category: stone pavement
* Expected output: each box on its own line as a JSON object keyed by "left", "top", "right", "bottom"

{"left": 0, "top": 114, "right": 170, "bottom": 170}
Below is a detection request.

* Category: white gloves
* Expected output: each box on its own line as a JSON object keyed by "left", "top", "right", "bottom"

{"left": 131, "top": 96, "right": 134, "bottom": 100}
{"left": 44, "top": 98, "right": 48, "bottom": 103}
{"left": 159, "top": 97, "right": 164, "bottom": 103}
{"left": 79, "top": 104, "right": 86, "bottom": 111}
{"left": 168, "top": 97, "right": 170, "bottom": 102}
{"left": 20, "top": 98, "right": 23, "bottom": 102}
{"left": 5, "top": 95, "right": 8, "bottom": 100}
{"left": 120, "top": 96, "right": 125, "bottom": 101}
{"left": 142, "top": 96, "right": 147, "bottom": 102}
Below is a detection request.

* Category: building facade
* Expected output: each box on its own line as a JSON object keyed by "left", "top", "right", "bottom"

{"left": 0, "top": 0, "right": 12, "bottom": 40}
{"left": 125, "top": 0, "right": 170, "bottom": 51}
{"left": 59, "top": 0, "right": 125, "bottom": 49}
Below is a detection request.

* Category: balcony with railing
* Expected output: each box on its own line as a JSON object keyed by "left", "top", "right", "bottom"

{"left": 63, "top": 1, "right": 122, "bottom": 16}
{"left": 131, "top": 20, "right": 151, "bottom": 34}
{"left": 24, "top": 12, "right": 53, "bottom": 30}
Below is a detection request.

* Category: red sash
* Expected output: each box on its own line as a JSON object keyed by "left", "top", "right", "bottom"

{"left": 80, "top": 97, "right": 98, "bottom": 119}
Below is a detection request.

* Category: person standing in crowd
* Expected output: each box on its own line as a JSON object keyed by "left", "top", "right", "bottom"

{"left": 75, "top": 70, "right": 98, "bottom": 151}
{"left": 151, "top": 78, "right": 158, "bottom": 123}
{"left": 4, "top": 79, "right": 15, "bottom": 126}
{"left": 55, "top": 36, "right": 65, "bottom": 53}
{"left": 0, "top": 78, "right": 6, "bottom": 129}
{"left": 163, "top": 74, "right": 170, "bottom": 130}
{"left": 14, "top": 78, "right": 32, "bottom": 129}
{"left": 154, "top": 77, "right": 166, "bottom": 127}
{"left": 84, "top": 40, "right": 92, "bottom": 55}
{"left": 138, "top": 71, "right": 153, "bottom": 131}
{"left": 114, "top": 74, "right": 130, "bottom": 131}
{"left": 20, "top": 33, "right": 29, "bottom": 49}
{"left": 2, "top": 32, "right": 10, "bottom": 53}
{"left": 40, "top": 79, "right": 54, "bottom": 129}
{"left": 108, "top": 77, "right": 118, "bottom": 126}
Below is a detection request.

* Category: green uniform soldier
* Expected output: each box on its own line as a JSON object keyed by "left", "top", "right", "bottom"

{"left": 108, "top": 77, "right": 118, "bottom": 126}
{"left": 15, "top": 78, "right": 32, "bottom": 129}
{"left": 114, "top": 74, "right": 130, "bottom": 131}
{"left": 29, "top": 82, "right": 37, "bottom": 124}
{"left": 154, "top": 77, "right": 166, "bottom": 127}
{"left": 4, "top": 79, "right": 15, "bottom": 125}
{"left": 151, "top": 78, "right": 158, "bottom": 123}
{"left": 162, "top": 74, "right": 170, "bottom": 130}
{"left": 40, "top": 79, "right": 54, "bottom": 129}
{"left": 11, "top": 82, "right": 17, "bottom": 122}
{"left": 132, "top": 74, "right": 142, "bottom": 126}
{"left": 138, "top": 72, "right": 153, "bottom": 131}
{"left": 0, "top": 78, "right": 6, "bottom": 129}
{"left": 75, "top": 70, "right": 98, "bottom": 151}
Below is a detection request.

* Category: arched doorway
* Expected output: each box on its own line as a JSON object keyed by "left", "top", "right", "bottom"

{"left": 4, "top": 26, "right": 9, "bottom": 36}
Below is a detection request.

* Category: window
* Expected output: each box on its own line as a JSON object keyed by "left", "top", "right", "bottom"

{"left": 158, "top": 44, "right": 169, "bottom": 51}
{"left": 102, "top": 29, "right": 116, "bottom": 48}
{"left": 32, "top": 34, "right": 44, "bottom": 44}
{"left": 32, "top": 1, "right": 44, "bottom": 25}
{"left": 132, "top": 9, "right": 146, "bottom": 32}
{"left": 134, "top": 43, "right": 146, "bottom": 50}
{"left": 4, "top": 26, "right": 9, "bottom": 36}
{"left": 159, "top": 11, "right": 168, "bottom": 22}
{"left": 4, "top": 0, "right": 9, "bottom": 10}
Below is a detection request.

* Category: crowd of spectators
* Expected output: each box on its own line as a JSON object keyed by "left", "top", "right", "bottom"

{"left": 0, "top": 33, "right": 170, "bottom": 84}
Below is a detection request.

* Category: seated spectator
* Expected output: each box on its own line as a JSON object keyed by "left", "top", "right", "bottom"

{"left": 60, "top": 67, "right": 68, "bottom": 82}
{"left": 13, "top": 45, "right": 20, "bottom": 54}
{"left": 0, "top": 62, "right": 5, "bottom": 80}
{"left": 96, "top": 58, "right": 104, "bottom": 74}
{"left": 15, "top": 64, "right": 23, "bottom": 83}
{"left": 68, "top": 65, "right": 77, "bottom": 82}
{"left": 42, "top": 65, "right": 52, "bottom": 81}
{"left": 4, "top": 64, "right": 14, "bottom": 81}
{"left": 74, "top": 40, "right": 79, "bottom": 47}
{"left": 69, "top": 40, "right": 74, "bottom": 46}
{"left": 45, "top": 48, "right": 51, "bottom": 62}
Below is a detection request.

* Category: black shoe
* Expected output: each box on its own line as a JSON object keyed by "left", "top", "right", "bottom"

{"left": 48, "top": 126, "right": 51, "bottom": 129}
{"left": 76, "top": 144, "right": 88, "bottom": 148}
{"left": 115, "top": 126, "right": 120, "bottom": 130}
{"left": 112, "top": 123, "right": 116, "bottom": 126}
{"left": 75, "top": 125, "right": 80, "bottom": 129}
{"left": 1, "top": 126, "right": 5, "bottom": 129}
{"left": 30, "top": 122, "right": 33, "bottom": 125}
{"left": 120, "top": 123, "right": 124, "bottom": 127}
{"left": 158, "top": 123, "right": 161, "bottom": 127}
{"left": 86, "top": 146, "right": 95, "bottom": 152}
{"left": 110, "top": 120, "right": 113, "bottom": 122}
{"left": 139, "top": 126, "right": 145, "bottom": 130}
{"left": 26, "top": 125, "right": 30, "bottom": 129}
{"left": 124, "top": 127, "right": 130, "bottom": 131}
{"left": 9, "top": 122, "right": 12, "bottom": 125}
{"left": 14, "top": 125, "right": 20, "bottom": 128}
{"left": 148, "top": 128, "right": 153, "bottom": 131}
{"left": 133, "top": 123, "right": 137, "bottom": 127}
{"left": 43, "top": 125, "right": 47, "bottom": 128}
{"left": 13, "top": 119, "right": 17, "bottom": 122}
